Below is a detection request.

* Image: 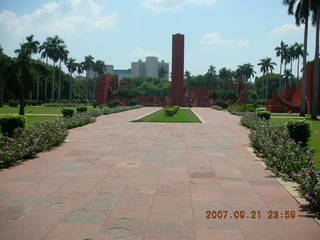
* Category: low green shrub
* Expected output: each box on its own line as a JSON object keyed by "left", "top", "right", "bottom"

{"left": 228, "top": 104, "right": 256, "bottom": 115}
{"left": 8, "top": 99, "right": 18, "bottom": 107}
{"left": 287, "top": 120, "right": 311, "bottom": 146}
{"left": 128, "top": 99, "right": 138, "bottom": 106}
{"left": 254, "top": 99, "right": 266, "bottom": 106}
{"left": 108, "top": 100, "right": 119, "bottom": 108}
{"left": 164, "top": 106, "right": 180, "bottom": 116}
{"left": 92, "top": 100, "right": 100, "bottom": 108}
{"left": 0, "top": 115, "right": 25, "bottom": 137}
{"left": 257, "top": 111, "right": 271, "bottom": 120}
{"left": 215, "top": 99, "right": 229, "bottom": 109}
{"left": 76, "top": 106, "right": 88, "bottom": 113}
{"left": 61, "top": 108, "right": 75, "bottom": 118}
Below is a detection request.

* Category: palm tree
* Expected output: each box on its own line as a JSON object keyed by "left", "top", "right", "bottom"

{"left": 282, "top": 69, "right": 294, "bottom": 88}
{"left": 236, "top": 64, "right": 255, "bottom": 82}
{"left": 206, "top": 65, "right": 216, "bottom": 88}
{"left": 284, "top": 0, "right": 311, "bottom": 116}
{"left": 82, "top": 55, "right": 95, "bottom": 99}
{"left": 288, "top": 44, "right": 296, "bottom": 72}
{"left": 258, "top": 58, "right": 277, "bottom": 99}
{"left": 66, "top": 58, "right": 77, "bottom": 101}
{"left": 24, "top": 35, "right": 39, "bottom": 99}
{"left": 275, "top": 41, "right": 288, "bottom": 75}
{"left": 311, "top": 0, "right": 320, "bottom": 119}
{"left": 93, "top": 60, "right": 107, "bottom": 77}
{"left": 39, "top": 38, "right": 52, "bottom": 102}
{"left": 57, "top": 44, "right": 69, "bottom": 100}
{"left": 14, "top": 43, "right": 31, "bottom": 115}
{"left": 159, "top": 66, "right": 168, "bottom": 79}
{"left": 46, "top": 35, "right": 64, "bottom": 101}
{"left": 0, "top": 46, "right": 12, "bottom": 107}
{"left": 293, "top": 42, "right": 304, "bottom": 79}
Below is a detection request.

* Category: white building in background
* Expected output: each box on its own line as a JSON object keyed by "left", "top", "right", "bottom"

{"left": 131, "top": 60, "right": 145, "bottom": 78}
{"left": 145, "top": 56, "right": 158, "bottom": 78}
{"left": 87, "top": 57, "right": 169, "bottom": 80}
{"left": 131, "top": 57, "right": 169, "bottom": 80}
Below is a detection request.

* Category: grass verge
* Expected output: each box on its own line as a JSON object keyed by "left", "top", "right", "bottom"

{"left": 134, "top": 109, "right": 201, "bottom": 123}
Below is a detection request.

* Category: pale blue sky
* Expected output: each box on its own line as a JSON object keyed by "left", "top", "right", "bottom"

{"left": 0, "top": 0, "right": 317, "bottom": 76}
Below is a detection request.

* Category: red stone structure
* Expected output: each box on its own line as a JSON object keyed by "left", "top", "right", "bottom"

{"left": 171, "top": 34, "right": 185, "bottom": 106}
{"left": 96, "top": 33, "right": 248, "bottom": 107}
{"left": 267, "top": 61, "right": 320, "bottom": 113}
{"left": 96, "top": 74, "right": 118, "bottom": 104}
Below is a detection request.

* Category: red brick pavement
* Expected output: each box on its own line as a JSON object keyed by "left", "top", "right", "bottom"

{"left": 0, "top": 107, "right": 319, "bottom": 240}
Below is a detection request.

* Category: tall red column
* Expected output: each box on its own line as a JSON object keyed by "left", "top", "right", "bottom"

{"left": 171, "top": 34, "right": 185, "bottom": 106}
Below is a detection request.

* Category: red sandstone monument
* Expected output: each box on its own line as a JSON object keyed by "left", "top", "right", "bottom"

{"left": 267, "top": 61, "right": 320, "bottom": 113}
{"left": 171, "top": 34, "right": 185, "bottom": 106}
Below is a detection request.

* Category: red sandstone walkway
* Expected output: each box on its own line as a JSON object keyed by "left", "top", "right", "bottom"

{"left": 0, "top": 107, "right": 319, "bottom": 240}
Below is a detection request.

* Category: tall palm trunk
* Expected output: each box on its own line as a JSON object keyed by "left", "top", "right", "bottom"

{"left": 300, "top": 18, "right": 309, "bottom": 116}
{"left": 265, "top": 72, "right": 268, "bottom": 100}
{"left": 58, "top": 61, "right": 61, "bottom": 101}
{"left": 51, "top": 62, "right": 56, "bottom": 101}
{"left": 297, "top": 56, "right": 300, "bottom": 80}
{"left": 36, "top": 75, "right": 40, "bottom": 102}
{"left": 0, "top": 78, "right": 4, "bottom": 107}
{"left": 19, "top": 72, "right": 26, "bottom": 115}
{"left": 69, "top": 73, "right": 72, "bottom": 102}
{"left": 311, "top": 4, "right": 320, "bottom": 120}
{"left": 44, "top": 57, "right": 48, "bottom": 102}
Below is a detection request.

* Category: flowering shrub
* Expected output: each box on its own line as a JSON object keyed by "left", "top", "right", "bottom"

{"left": 59, "top": 112, "right": 96, "bottom": 129}
{"left": 0, "top": 121, "right": 68, "bottom": 167}
{"left": 294, "top": 168, "right": 320, "bottom": 210}
{"left": 241, "top": 112, "right": 319, "bottom": 212}
{"left": 0, "top": 105, "right": 142, "bottom": 168}
{"left": 0, "top": 137, "right": 24, "bottom": 167}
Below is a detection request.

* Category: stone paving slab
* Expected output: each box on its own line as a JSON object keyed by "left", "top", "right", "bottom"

{"left": 0, "top": 107, "right": 319, "bottom": 240}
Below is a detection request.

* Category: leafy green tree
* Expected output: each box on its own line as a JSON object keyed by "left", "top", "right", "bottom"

{"left": 0, "top": 49, "right": 12, "bottom": 107}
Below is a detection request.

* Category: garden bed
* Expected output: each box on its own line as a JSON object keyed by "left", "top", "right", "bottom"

{"left": 134, "top": 108, "right": 201, "bottom": 123}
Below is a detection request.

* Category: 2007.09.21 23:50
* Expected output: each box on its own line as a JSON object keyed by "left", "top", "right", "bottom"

{"left": 205, "top": 210, "right": 296, "bottom": 220}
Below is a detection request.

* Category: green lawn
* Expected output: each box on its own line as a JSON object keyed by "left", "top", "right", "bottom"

{"left": 271, "top": 117, "right": 320, "bottom": 168}
{"left": 134, "top": 108, "right": 201, "bottom": 123}
{"left": 0, "top": 106, "right": 64, "bottom": 114}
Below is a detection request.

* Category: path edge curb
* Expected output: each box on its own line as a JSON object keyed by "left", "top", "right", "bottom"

{"left": 246, "top": 146, "right": 320, "bottom": 226}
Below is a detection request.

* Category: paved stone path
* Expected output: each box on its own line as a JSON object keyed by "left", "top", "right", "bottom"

{"left": 0, "top": 107, "right": 319, "bottom": 240}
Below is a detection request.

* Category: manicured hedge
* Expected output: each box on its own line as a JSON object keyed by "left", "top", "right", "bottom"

{"left": 257, "top": 111, "right": 271, "bottom": 120}
{"left": 164, "top": 106, "right": 180, "bottom": 116}
{"left": 0, "top": 115, "right": 26, "bottom": 137}
{"left": 287, "top": 120, "right": 311, "bottom": 146}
